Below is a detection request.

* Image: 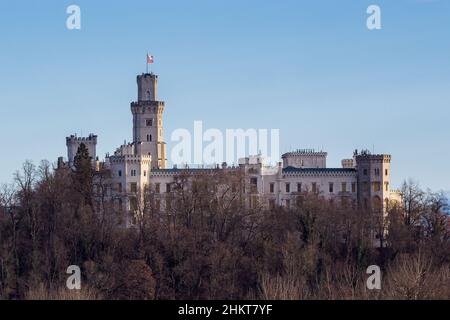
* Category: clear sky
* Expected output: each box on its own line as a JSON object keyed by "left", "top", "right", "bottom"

{"left": 0, "top": 0, "right": 449, "bottom": 191}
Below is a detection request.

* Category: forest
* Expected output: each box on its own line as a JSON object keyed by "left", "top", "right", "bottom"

{"left": 0, "top": 149, "right": 449, "bottom": 300}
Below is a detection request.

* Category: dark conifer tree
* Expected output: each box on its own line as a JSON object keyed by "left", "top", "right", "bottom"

{"left": 73, "top": 143, "right": 94, "bottom": 208}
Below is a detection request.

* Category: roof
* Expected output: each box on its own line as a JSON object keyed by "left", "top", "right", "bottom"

{"left": 151, "top": 167, "right": 225, "bottom": 175}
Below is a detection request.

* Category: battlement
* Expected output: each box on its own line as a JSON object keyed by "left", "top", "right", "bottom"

{"left": 137, "top": 73, "right": 158, "bottom": 80}
{"left": 282, "top": 149, "right": 326, "bottom": 157}
{"left": 108, "top": 154, "right": 152, "bottom": 164}
{"left": 131, "top": 100, "right": 165, "bottom": 107}
{"left": 355, "top": 153, "right": 391, "bottom": 162}
{"left": 66, "top": 133, "right": 97, "bottom": 144}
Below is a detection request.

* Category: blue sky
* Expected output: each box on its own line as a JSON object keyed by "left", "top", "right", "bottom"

{"left": 0, "top": 0, "right": 449, "bottom": 191}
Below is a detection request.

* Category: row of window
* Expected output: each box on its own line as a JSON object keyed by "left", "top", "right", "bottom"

{"left": 363, "top": 168, "right": 389, "bottom": 176}
{"left": 146, "top": 132, "right": 162, "bottom": 141}
{"left": 117, "top": 183, "right": 138, "bottom": 193}
{"left": 117, "top": 182, "right": 172, "bottom": 194}
{"left": 361, "top": 181, "right": 389, "bottom": 192}
{"left": 267, "top": 197, "right": 358, "bottom": 211}
{"left": 268, "top": 181, "right": 389, "bottom": 194}
{"left": 118, "top": 169, "right": 147, "bottom": 177}
{"left": 129, "top": 196, "right": 383, "bottom": 213}
{"left": 270, "top": 182, "right": 357, "bottom": 194}
{"left": 120, "top": 180, "right": 388, "bottom": 194}
{"left": 154, "top": 183, "right": 171, "bottom": 193}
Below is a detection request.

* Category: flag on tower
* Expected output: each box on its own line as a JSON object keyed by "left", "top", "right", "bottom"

{"left": 147, "top": 54, "right": 154, "bottom": 64}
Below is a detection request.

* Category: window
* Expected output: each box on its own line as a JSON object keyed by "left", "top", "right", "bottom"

{"left": 269, "top": 199, "right": 275, "bottom": 210}
{"left": 155, "top": 183, "right": 160, "bottom": 193}
{"left": 363, "top": 169, "right": 368, "bottom": 176}
{"left": 351, "top": 182, "right": 356, "bottom": 193}
{"left": 143, "top": 170, "right": 147, "bottom": 177}
{"left": 363, "top": 182, "right": 369, "bottom": 192}
{"left": 329, "top": 183, "right": 334, "bottom": 193}
{"left": 375, "top": 168, "right": 380, "bottom": 176}
{"left": 269, "top": 183, "right": 275, "bottom": 193}
{"left": 341, "top": 182, "right": 347, "bottom": 193}
{"left": 373, "top": 182, "right": 381, "bottom": 192}
{"left": 312, "top": 182, "right": 317, "bottom": 193}
{"left": 131, "top": 169, "right": 137, "bottom": 177}
{"left": 130, "top": 197, "right": 137, "bottom": 211}
{"left": 146, "top": 119, "right": 153, "bottom": 127}
{"left": 385, "top": 169, "right": 388, "bottom": 176}
{"left": 297, "top": 183, "right": 302, "bottom": 192}
{"left": 250, "top": 178, "right": 258, "bottom": 193}
{"left": 166, "top": 183, "right": 171, "bottom": 193}
{"left": 147, "top": 134, "right": 152, "bottom": 142}
{"left": 285, "top": 183, "right": 290, "bottom": 193}
{"left": 118, "top": 170, "right": 122, "bottom": 177}
{"left": 250, "top": 196, "right": 258, "bottom": 209}
{"left": 373, "top": 196, "right": 382, "bottom": 212}
{"left": 385, "top": 182, "right": 389, "bottom": 191}
{"left": 130, "top": 183, "right": 137, "bottom": 193}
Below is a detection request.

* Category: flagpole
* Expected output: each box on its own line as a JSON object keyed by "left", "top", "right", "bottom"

{"left": 146, "top": 52, "right": 148, "bottom": 74}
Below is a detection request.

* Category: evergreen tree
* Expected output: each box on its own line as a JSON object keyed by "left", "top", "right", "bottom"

{"left": 73, "top": 143, "right": 94, "bottom": 207}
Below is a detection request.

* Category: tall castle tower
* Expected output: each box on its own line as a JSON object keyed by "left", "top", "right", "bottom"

{"left": 131, "top": 73, "right": 167, "bottom": 169}
{"left": 355, "top": 151, "right": 391, "bottom": 214}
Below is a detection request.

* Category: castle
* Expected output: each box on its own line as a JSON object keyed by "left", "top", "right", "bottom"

{"left": 61, "top": 72, "right": 401, "bottom": 223}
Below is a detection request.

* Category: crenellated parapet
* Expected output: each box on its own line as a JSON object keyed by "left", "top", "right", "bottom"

{"left": 130, "top": 100, "right": 165, "bottom": 114}
{"left": 282, "top": 149, "right": 327, "bottom": 169}
{"left": 108, "top": 154, "right": 152, "bottom": 165}
{"left": 66, "top": 133, "right": 97, "bottom": 144}
{"left": 282, "top": 149, "right": 327, "bottom": 156}
{"left": 355, "top": 154, "right": 391, "bottom": 165}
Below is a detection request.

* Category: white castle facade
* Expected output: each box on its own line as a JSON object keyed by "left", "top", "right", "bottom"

{"left": 61, "top": 72, "right": 401, "bottom": 222}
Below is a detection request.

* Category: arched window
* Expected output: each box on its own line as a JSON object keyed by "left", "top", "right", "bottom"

{"left": 372, "top": 196, "right": 382, "bottom": 212}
